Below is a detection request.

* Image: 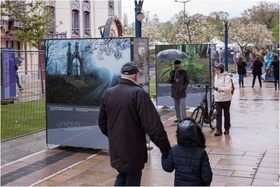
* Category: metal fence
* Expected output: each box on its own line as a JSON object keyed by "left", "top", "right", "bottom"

{"left": 1, "top": 50, "right": 46, "bottom": 141}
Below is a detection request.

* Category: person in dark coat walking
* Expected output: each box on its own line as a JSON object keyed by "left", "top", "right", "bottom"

{"left": 252, "top": 56, "right": 263, "bottom": 87}
{"left": 237, "top": 57, "right": 247, "bottom": 88}
{"left": 169, "top": 60, "right": 189, "bottom": 123}
{"left": 99, "top": 62, "right": 171, "bottom": 186}
{"left": 271, "top": 55, "right": 279, "bottom": 90}
{"left": 162, "top": 118, "right": 213, "bottom": 186}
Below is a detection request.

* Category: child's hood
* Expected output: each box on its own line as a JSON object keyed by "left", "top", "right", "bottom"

{"left": 176, "top": 118, "right": 206, "bottom": 148}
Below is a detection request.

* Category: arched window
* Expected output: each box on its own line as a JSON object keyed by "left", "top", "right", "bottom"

{"left": 72, "top": 10, "right": 79, "bottom": 35}
{"left": 108, "top": 0, "right": 114, "bottom": 16}
{"left": 48, "top": 6, "right": 55, "bottom": 33}
{"left": 83, "top": 11, "right": 90, "bottom": 35}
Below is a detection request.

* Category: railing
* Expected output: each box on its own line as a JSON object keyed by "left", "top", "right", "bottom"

{"left": 45, "top": 32, "right": 67, "bottom": 39}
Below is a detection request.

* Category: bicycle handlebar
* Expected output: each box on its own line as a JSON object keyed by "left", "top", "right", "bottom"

{"left": 195, "top": 84, "right": 218, "bottom": 91}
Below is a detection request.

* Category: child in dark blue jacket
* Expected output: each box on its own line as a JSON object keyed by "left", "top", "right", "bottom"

{"left": 162, "top": 118, "right": 213, "bottom": 186}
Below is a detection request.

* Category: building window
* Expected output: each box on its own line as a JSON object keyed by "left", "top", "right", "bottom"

{"left": 72, "top": 10, "right": 79, "bottom": 35}
{"left": 48, "top": 6, "right": 55, "bottom": 33}
{"left": 83, "top": 11, "right": 90, "bottom": 35}
{"left": 0, "top": 15, "right": 3, "bottom": 29}
{"left": 108, "top": 0, "right": 114, "bottom": 16}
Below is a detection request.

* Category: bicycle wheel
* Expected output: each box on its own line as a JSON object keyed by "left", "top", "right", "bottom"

{"left": 209, "top": 106, "right": 217, "bottom": 130}
{"left": 191, "top": 106, "right": 204, "bottom": 127}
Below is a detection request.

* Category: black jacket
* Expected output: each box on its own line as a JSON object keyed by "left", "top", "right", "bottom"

{"left": 162, "top": 118, "right": 212, "bottom": 186}
{"left": 169, "top": 69, "right": 189, "bottom": 99}
{"left": 271, "top": 59, "right": 279, "bottom": 77}
{"left": 99, "top": 78, "right": 171, "bottom": 173}
{"left": 237, "top": 61, "right": 247, "bottom": 75}
{"left": 252, "top": 60, "right": 263, "bottom": 75}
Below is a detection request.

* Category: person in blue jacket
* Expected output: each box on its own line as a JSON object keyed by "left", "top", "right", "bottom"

{"left": 162, "top": 118, "right": 213, "bottom": 186}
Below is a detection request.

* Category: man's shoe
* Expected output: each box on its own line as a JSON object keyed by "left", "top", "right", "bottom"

{"left": 174, "top": 119, "right": 179, "bottom": 123}
{"left": 147, "top": 146, "right": 153, "bottom": 150}
{"left": 19, "top": 88, "right": 24, "bottom": 91}
{"left": 214, "top": 129, "right": 222, "bottom": 136}
{"left": 224, "top": 129, "right": 230, "bottom": 134}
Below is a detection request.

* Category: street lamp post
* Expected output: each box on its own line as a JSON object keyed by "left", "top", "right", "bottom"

{"left": 224, "top": 21, "right": 229, "bottom": 72}
{"left": 135, "top": 0, "right": 144, "bottom": 37}
{"left": 174, "top": 0, "right": 190, "bottom": 19}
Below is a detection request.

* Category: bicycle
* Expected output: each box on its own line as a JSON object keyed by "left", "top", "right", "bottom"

{"left": 191, "top": 84, "right": 217, "bottom": 130}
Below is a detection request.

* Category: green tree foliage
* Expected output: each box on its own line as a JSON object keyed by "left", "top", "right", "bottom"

{"left": 125, "top": 2, "right": 278, "bottom": 51}
{"left": 272, "top": 24, "right": 279, "bottom": 41}
{"left": 242, "top": 1, "right": 279, "bottom": 41}
{"left": 123, "top": 22, "right": 135, "bottom": 37}
{"left": 162, "top": 21, "right": 173, "bottom": 40}
{"left": 229, "top": 18, "right": 273, "bottom": 56}
{"left": 142, "top": 14, "right": 165, "bottom": 46}
{"left": 207, "top": 11, "right": 229, "bottom": 38}
{"left": 124, "top": 14, "right": 166, "bottom": 62}
{"left": 1, "top": 0, "right": 60, "bottom": 49}
{"left": 243, "top": 1, "right": 279, "bottom": 29}
{"left": 168, "top": 12, "right": 216, "bottom": 44}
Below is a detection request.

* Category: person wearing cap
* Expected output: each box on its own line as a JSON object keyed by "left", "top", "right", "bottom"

{"left": 213, "top": 63, "right": 232, "bottom": 136}
{"left": 169, "top": 60, "right": 189, "bottom": 123}
{"left": 98, "top": 62, "right": 171, "bottom": 186}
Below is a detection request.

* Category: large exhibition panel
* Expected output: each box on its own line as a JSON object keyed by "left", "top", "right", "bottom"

{"left": 45, "top": 38, "right": 149, "bottom": 149}
{"left": 155, "top": 44, "right": 216, "bottom": 108}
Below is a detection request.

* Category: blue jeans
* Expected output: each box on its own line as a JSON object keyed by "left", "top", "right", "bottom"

{"left": 238, "top": 74, "right": 245, "bottom": 86}
{"left": 173, "top": 97, "right": 186, "bottom": 121}
{"left": 114, "top": 170, "right": 142, "bottom": 186}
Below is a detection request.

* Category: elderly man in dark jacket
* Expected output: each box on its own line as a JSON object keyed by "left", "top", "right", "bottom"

{"left": 169, "top": 60, "right": 189, "bottom": 123}
{"left": 162, "top": 118, "right": 213, "bottom": 186}
{"left": 99, "top": 62, "right": 171, "bottom": 186}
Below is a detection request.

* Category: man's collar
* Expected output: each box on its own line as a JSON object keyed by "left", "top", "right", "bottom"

{"left": 120, "top": 77, "right": 139, "bottom": 86}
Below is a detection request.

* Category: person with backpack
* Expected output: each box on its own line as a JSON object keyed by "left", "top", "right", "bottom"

{"left": 161, "top": 118, "right": 213, "bottom": 186}
{"left": 213, "top": 63, "right": 233, "bottom": 136}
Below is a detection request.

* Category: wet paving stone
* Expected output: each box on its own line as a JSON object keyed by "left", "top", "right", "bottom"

{"left": 1, "top": 75, "right": 279, "bottom": 186}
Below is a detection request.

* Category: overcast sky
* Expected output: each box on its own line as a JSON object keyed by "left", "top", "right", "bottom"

{"left": 122, "top": 0, "right": 278, "bottom": 23}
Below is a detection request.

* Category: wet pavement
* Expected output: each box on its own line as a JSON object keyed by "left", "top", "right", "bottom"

{"left": 1, "top": 74, "right": 279, "bottom": 186}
